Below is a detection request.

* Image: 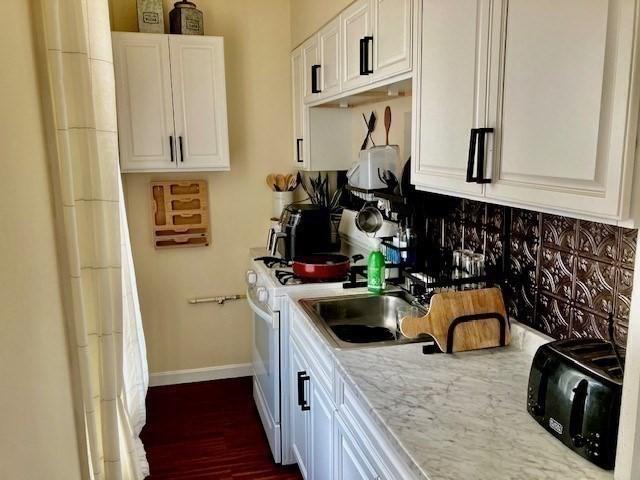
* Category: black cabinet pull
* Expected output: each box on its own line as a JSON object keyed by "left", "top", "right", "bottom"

{"left": 296, "top": 138, "right": 303, "bottom": 163}
{"left": 169, "top": 136, "right": 175, "bottom": 162}
{"left": 363, "top": 36, "right": 374, "bottom": 74}
{"left": 179, "top": 136, "right": 184, "bottom": 163}
{"left": 311, "top": 65, "right": 321, "bottom": 93}
{"left": 359, "top": 38, "right": 367, "bottom": 75}
{"left": 466, "top": 127, "right": 494, "bottom": 184}
{"left": 297, "top": 371, "right": 310, "bottom": 411}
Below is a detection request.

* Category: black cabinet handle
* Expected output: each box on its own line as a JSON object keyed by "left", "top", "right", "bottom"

{"left": 359, "top": 38, "right": 367, "bottom": 75}
{"left": 296, "top": 138, "right": 303, "bottom": 163}
{"left": 466, "top": 128, "right": 494, "bottom": 184}
{"left": 311, "top": 65, "right": 321, "bottom": 93}
{"left": 297, "top": 371, "right": 310, "bottom": 411}
{"left": 179, "top": 136, "right": 184, "bottom": 163}
{"left": 363, "top": 36, "right": 373, "bottom": 74}
{"left": 169, "top": 136, "right": 175, "bottom": 162}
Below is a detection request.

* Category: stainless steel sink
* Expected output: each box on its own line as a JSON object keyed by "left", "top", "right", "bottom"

{"left": 299, "top": 292, "right": 429, "bottom": 349}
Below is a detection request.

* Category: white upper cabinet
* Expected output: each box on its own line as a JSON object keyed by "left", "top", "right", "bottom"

{"left": 291, "top": 1, "right": 414, "bottom": 169}
{"left": 168, "top": 36, "right": 230, "bottom": 171}
{"left": 291, "top": 46, "right": 307, "bottom": 167}
{"left": 113, "top": 32, "right": 230, "bottom": 173}
{"left": 372, "top": 0, "right": 412, "bottom": 81}
{"left": 485, "top": 0, "right": 638, "bottom": 220}
{"left": 412, "top": 0, "right": 640, "bottom": 225}
{"left": 303, "top": 36, "right": 320, "bottom": 103}
{"left": 412, "top": 0, "right": 488, "bottom": 196}
{"left": 341, "top": 0, "right": 373, "bottom": 91}
{"left": 112, "top": 33, "right": 175, "bottom": 171}
{"left": 318, "top": 18, "right": 342, "bottom": 99}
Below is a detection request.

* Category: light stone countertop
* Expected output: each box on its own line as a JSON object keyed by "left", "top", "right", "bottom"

{"left": 287, "top": 290, "right": 614, "bottom": 480}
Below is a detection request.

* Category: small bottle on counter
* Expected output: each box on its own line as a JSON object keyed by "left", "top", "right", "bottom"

{"left": 367, "top": 239, "right": 386, "bottom": 294}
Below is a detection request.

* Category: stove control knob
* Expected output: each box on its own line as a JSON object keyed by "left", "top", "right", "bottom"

{"left": 246, "top": 270, "right": 258, "bottom": 286}
{"left": 257, "top": 287, "right": 269, "bottom": 304}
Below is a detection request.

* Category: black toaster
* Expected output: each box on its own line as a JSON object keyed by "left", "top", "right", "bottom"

{"left": 527, "top": 338, "right": 624, "bottom": 470}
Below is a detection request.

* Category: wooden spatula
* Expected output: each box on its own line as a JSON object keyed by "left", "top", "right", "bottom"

{"left": 384, "top": 106, "right": 391, "bottom": 145}
{"left": 400, "top": 288, "right": 510, "bottom": 353}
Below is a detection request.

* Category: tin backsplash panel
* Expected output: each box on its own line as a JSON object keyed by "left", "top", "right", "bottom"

{"left": 428, "top": 197, "right": 637, "bottom": 348}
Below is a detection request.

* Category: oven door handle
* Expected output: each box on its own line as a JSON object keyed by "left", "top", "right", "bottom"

{"left": 246, "top": 288, "right": 276, "bottom": 327}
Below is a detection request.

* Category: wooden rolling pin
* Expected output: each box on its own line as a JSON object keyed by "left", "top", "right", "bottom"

{"left": 400, "top": 287, "right": 510, "bottom": 353}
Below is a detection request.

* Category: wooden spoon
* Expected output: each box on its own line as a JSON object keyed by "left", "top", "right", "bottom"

{"left": 266, "top": 174, "right": 277, "bottom": 191}
{"left": 276, "top": 174, "right": 287, "bottom": 192}
{"left": 384, "top": 106, "right": 391, "bottom": 145}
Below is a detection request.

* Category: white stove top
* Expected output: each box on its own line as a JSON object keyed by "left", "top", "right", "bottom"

{"left": 247, "top": 210, "right": 398, "bottom": 307}
{"left": 249, "top": 247, "right": 354, "bottom": 293}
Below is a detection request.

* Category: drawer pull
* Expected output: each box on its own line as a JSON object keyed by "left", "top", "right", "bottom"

{"left": 297, "top": 371, "right": 310, "bottom": 411}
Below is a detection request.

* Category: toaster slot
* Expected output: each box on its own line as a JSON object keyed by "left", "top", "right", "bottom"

{"left": 590, "top": 354, "right": 619, "bottom": 368}
{"left": 566, "top": 343, "right": 611, "bottom": 356}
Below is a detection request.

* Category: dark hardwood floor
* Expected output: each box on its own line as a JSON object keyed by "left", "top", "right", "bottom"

{"left": 142, "top": 377, "right": 302, "bottom": 480}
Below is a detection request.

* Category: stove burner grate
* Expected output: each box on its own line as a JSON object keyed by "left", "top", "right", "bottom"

{"left": 256, "top": 256, "right": 291, "bottom": 269}
{"left": 274, "top": 270, "right": 348, "bottom": 286}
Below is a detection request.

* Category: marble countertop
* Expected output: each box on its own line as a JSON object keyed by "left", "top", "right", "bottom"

{"left": 287, "top": 290, "right": 614, "bottom": 480}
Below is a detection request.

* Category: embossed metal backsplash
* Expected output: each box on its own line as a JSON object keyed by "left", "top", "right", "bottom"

{"left": 427, "top": 197, "right": 637, "bottom": 348}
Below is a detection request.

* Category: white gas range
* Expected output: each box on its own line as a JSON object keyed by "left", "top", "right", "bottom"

{"left": 246, "top": 210, "right": 397, "bottom": 464}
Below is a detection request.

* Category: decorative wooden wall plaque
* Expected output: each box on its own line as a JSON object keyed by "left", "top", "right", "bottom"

{"left": 151, "top": 180, "right": 210, "bottom": 249}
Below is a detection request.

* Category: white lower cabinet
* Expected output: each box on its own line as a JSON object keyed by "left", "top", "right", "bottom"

{"left": 289, "top": 332, "right": 335, "bottom": 480}
{"left": 334, "top": 414, "right": 379, "bottom": 480}
{"left": 287, "top": 303, "right": 418, "bottom": 480}
{"left": 310, "top": 376, "right": 334, "bottom": 480}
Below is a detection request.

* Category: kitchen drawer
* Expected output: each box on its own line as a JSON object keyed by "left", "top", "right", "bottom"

{"left": 291, "top": 306, "right": 335, "bottom": 396}
{"left": 336, "top": 374, "right": 419, "bottom": 480}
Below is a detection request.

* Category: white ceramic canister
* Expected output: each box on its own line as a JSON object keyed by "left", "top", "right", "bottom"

{"left": 272, "top": 191, "right": 294, "bottom": 219}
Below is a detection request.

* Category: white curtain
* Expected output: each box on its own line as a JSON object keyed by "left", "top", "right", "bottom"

{"left": 38, "top": 0, "right": 149, "bottom": 478}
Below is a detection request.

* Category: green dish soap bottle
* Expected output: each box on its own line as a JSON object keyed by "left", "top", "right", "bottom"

{"left": 367, "top": 239, "right": 386, "bottom": 294}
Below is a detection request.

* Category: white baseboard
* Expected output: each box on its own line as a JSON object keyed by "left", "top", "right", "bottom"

{"left": 149, "top": 363, "right": 253, "bottom": 387}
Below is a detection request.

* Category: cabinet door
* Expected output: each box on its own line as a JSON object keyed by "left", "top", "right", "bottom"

{"left": 112, "top": 33, "right": 176, "bottom": 172}
{"left": 318, "top": 18, "right": 342, "bottom": 99}
{"left": 310, "top": 378, "right": 333, "bottom": 480}
{"left": 372, "top": 0, "right": 412, "bottom": 81}
{"left": 411, "top": 0, "right": 491, "bottom": 196}
{"left": 303, "top": 36, "right": 321, "bottom": 103}
{"left": 290, "top": 338, "right": 310, "bottom": 479}
{"left": 291, "top": 47, "right": 307, "bottom": 167}
{"left": 485, "top": 0, "right": 638, "bottom": 221}
{"left": 169, "top": 35, "right": 230, "bottom": 171}
{"left": 333, "top": 414, "right": 378, "bottom": 480}
{"left": 341, "top": 0, "right": 373, "bottom": 91}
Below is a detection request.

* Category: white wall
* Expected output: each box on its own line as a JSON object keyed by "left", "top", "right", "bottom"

{"left": 0, "top": 1, "right": 83, "bottom": 478}
{"left": 110, "top": 0, "right": 294, "bottom": 375}
{"left": 290, "top": 0, "right": 354, "bottom": 48}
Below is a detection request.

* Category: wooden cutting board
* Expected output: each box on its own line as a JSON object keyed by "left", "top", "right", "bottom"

{"left": 400, "top": 287, "right": 510, "bottom": 353}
